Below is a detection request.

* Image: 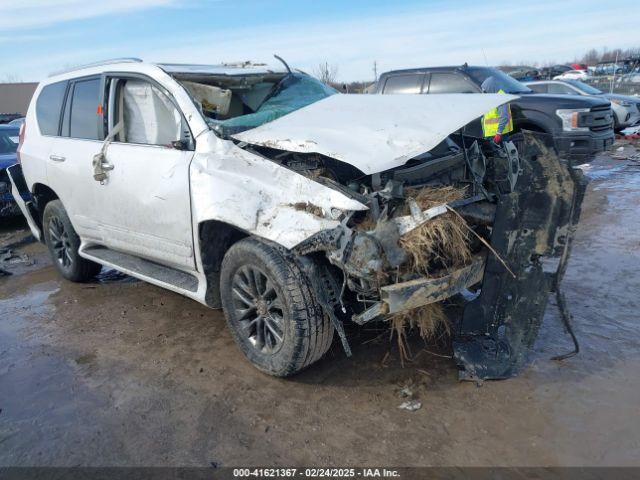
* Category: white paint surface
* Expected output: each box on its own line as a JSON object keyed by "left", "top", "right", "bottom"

{"left": 190, "top": 131, "right": 368, "bottom": 251}
{"left": 233, "top": 93, "right": 517, "bottom": 174}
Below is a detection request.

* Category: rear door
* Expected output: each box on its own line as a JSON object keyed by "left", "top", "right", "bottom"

{"left": 89, "top": 74, "right": 196, "bottom": 270}
{"left": 47, "top": 76, "right": 104, "bottom": 239}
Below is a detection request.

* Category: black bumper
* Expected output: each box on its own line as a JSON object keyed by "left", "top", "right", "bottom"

{"left": 555, "top": 130, "right": 614, "bottom": 164}
{"left": 453, "top": 133, "right": 588, "bottom": 380}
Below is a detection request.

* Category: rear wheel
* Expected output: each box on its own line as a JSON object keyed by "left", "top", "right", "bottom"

{"left": 220, "top": 238, "right": 333, "bottom": 376}
{"left": 43, "top": 200, "right": 101, "bottom": 282}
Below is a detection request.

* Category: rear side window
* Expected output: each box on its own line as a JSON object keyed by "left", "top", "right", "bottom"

{"left": 428, "top": 73, "right": 477, "bottom": 94}
{"left": 528, "top": 83, "right": 548, "bottom": 93}
{"left": 382, "top": 74, "right": 424, "bottom": 94}
{"left": 68, "top": 78, "right": 101, "bottom": 140}
{"left": 548, "top": 83, "right": 575, "bottom": 95}
{"left": 36, "top": 81, "right": 68, "bottom": 135}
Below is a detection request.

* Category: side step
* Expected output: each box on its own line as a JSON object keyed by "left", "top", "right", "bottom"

{"left": 83, "top": 246, "right": 199, "bottom": 292}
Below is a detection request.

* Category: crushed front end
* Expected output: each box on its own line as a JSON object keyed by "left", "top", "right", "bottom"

{"left": 278, "top": 131, "right": 586, "bottom": 380}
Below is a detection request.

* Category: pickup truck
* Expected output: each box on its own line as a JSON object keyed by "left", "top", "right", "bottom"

{"left": 375, "top": 66, "right": 614, "bottom": 164}
{"left": 8, "top": 59, "right": 585, "bottom": 380}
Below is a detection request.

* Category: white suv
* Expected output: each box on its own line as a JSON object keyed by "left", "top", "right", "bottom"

{"left": 8, "top": 58, "right": 581, "bottom": 379}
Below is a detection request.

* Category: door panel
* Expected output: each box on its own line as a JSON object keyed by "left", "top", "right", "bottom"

{"left": 46, "top": 76, "right": 104, "bottom": 240}
{"left": 91, "top": 142, "right": 195, "bottom": 269}
{"left": 47, "top": 136, "right": 103, "bottom": 239}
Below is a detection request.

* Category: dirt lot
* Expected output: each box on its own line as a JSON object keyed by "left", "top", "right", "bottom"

{"left": 1, "top": 147, "right": 640, "bottom": 467}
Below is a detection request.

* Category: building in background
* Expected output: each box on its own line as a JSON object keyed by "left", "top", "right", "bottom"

{"left": 0, "top": 82, "right": 38, "bottom": 116}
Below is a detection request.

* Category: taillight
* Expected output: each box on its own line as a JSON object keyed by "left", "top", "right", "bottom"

{"left": 16, "top": 122, "right": 25, "bottom": 164}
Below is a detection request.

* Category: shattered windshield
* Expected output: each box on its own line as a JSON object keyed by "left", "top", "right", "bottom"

{"left": 209, "top": 73, "right": 337, "bottom": 137}
{"left": 466, "top": 67, "right": 532, "bottom": 94}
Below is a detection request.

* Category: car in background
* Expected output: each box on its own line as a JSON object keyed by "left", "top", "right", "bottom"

{"left": 0, "top": 125, "right": 30, "bottom": 216}
{"left": 540, "top": 64, "right": 571, "bottom": 80}
{"left": 525, "top": 79, "right": 640, "bottom": 132}
{"left": 0, "top": 113, "right": 22, "bottom": 125}
{"left": 501, "top": 65, "right": 540, "bottom": 81}
{"left": 7, "top": 117, "right": 25, "bottom": 127}
{"left": 374, "top": 65, "right": 614, "bottom": 163}
{"left": 594, "top": 62, "right": 625, "bottom": 76}
{"left": 554, "top": 69, "right": 591, "bottom": 81}
{"left": 619, "top": 72, "right": 640, "bottom": 85}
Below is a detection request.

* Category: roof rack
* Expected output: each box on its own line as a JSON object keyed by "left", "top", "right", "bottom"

{"left": 49, "top": 58, "right": 143, "bottom": 77}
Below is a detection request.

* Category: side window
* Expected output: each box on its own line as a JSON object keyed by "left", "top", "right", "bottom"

{"left": 382, "top": 74, "right": 424, "bottom": 94}
{"left": 68, "top": 78, "right": 101, "bottom": 140}
{"left": 109, "top": 78, "right": 183, "bottom": 146}
{"left": 428, "top": 73, "right": 477, "bottom": 94}
{"left": 35, "top": 81, "right": 68, "bottom": 135}
{"left": 528, "top": 83, "right": 548, "bottom": 93}
{"left": 548, "top": 84, "right": 575, "bottom": 95}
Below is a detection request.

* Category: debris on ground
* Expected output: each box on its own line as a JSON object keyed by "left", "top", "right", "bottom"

{"left": 609, "top": 145, "right": 640, "bottom": 161}
{"left": 398, "top": 400, "right": 422, "bottom": 412}
{"left": 0, "top": 248, "right": 33, "bottom": 274}
{"left": 399, "top": 385, "right": 413, "bottom": 398}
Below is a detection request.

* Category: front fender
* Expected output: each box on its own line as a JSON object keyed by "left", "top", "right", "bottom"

{"left": 190, "top": 132, "right": 367, "bottom": 250}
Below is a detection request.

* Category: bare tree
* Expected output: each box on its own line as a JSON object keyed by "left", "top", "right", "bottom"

{"left": 314, "top": 61, "right": 339, "bottom": 85}
{"left": 0, "top": 73, "right": 23, "bottom": 83}
{"left": 581, "top": 48, "right": 600, "bottom": 66}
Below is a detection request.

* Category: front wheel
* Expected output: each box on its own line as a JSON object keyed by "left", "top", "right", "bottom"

{"left": 220, "top": 238, "right": 333, "bottom": 376}
{"left": 43, "top": 200, "right": 102, "bottom": 282}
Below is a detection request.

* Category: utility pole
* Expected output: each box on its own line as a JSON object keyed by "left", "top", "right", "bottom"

{"left": 373, "top": 60, "right": 378, "bottom": 82}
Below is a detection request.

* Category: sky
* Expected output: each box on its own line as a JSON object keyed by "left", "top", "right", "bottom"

{"left": 0, "top": 0, "right": 638, "bottom": 82}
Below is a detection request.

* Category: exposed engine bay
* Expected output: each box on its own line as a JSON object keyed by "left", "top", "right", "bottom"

{"left": 237, "top": 132, "right": 587, "bottom": 380}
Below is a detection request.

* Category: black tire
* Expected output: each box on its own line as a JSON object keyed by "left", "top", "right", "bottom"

{"left": 42, "top": 200, "right": 102, "bottom": 282}
{"left": 220, "top": 238, "right": 333, "bottom": 376}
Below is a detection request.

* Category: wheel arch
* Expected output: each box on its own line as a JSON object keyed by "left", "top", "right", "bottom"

{"left": 31, "top": 183, "right": 60, "bottom": 223}
{"left": 514, "top": 119, "right": 550, "bottom": 134}
{"left": 198, "top": 219, "right": 248, "bottom": 308}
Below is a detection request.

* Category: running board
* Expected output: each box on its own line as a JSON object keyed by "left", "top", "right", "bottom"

{"left": 82, "top": 246, "right": 199, "bottom": 292}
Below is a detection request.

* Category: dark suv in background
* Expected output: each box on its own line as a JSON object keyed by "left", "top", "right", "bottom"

{"left": 375, "top": 66, "right": 614, "bottom": 163}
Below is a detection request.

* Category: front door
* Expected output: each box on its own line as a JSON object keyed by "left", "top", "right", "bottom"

{"left": 91, "top": 75, "right": 196, "bottom": 270}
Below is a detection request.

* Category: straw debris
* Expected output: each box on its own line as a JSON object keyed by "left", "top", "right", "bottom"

{"left": 399, "top": 185, "right": 472, "bottom": 275}
{"left": 388, "top": 303, "right": 449, "bottom": 364}
{"left": 389, "top": 186, "right": 471, "bottom": 364}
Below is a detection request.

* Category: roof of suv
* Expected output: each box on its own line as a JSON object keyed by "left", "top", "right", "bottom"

{"left": 380, "top": 65, "right": 476, "bottom": 76}
{"left": 46, "top": 58, "right": 285, "bottom": 83}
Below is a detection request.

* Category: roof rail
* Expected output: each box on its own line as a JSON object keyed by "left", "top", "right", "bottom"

{"left": 49, "top": 58, "right": 143, "bottom": 77}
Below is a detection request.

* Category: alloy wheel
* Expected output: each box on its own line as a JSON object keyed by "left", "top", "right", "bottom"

{"left": 48, "top": 216, "right": 73, "bottom": 268}
{"left": 231, "top": 265, "right": 285, "bottom": 354}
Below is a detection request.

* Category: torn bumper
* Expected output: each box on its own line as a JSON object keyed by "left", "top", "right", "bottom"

{"left": 7, "top": 164, "right": 42, "bottom": 241}
{"left": 352, "top": 256, "right": 486, "bottom": 325}
{"left": 453, "top": 133, "right": 587, "bottom": 380}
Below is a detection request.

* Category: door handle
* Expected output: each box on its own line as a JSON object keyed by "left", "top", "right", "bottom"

{"left": 101, "top": 162, "right": 115, "bottom": 171}
{"left": 49, "top": 154, "right": 66, "bottom": 162}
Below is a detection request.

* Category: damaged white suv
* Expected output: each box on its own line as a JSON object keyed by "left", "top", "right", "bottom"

{"left": 9, "top": 58, "right": 585, "bottom": 379}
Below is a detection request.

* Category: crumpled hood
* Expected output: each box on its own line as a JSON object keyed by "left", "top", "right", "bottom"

{"left": 232, "top": 93, "right": 517, "bottom": 174}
